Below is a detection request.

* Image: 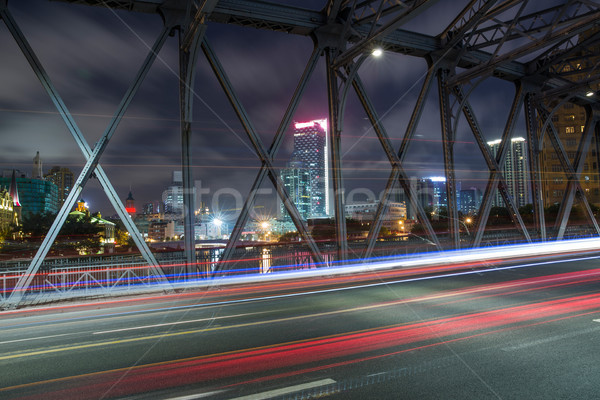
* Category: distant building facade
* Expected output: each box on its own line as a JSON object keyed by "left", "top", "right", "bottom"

{"left": 162, "top": 171, "right": 202, "bottom": 216}
{"left": 290, "top": 119, "right": 329, "bottom": 218}
{"left": 460, "top": 187, "right": 482, "bottom": 215}
{"left": 540, "top": 29, "right": 600, "bottom": 205}
{"left": 488, "top": 137, "right": 529, "bottom": 208}
{"left": 0, "top": 188, "right": 19, "bottom": 232}
{"left": 44, "top": 166, "right": 74, "bottom": 206}
{"left": 345, "top": 200, "right": 407, "bottom": 230}
{"left": 280, "top": 158, "right": 311, "bottom": 221}
{"left": 0, "top": 170, "right": 59, "bottom": 217}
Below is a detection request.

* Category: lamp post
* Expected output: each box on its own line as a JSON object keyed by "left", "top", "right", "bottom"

{"left": 431, "top": 211, "right": 472, "bottom": 236}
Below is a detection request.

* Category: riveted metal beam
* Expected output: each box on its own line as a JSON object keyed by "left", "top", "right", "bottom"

{"left": 2, "top": 9, "right": 172, "bottom": 308}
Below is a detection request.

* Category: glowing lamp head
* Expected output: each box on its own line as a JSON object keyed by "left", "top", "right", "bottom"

{"left": 586, "top": 91, "right": 595, "bottom": 97}
{"left": 372, "top": 48, "right": 383, "bottom": 57}
{"left": 213, "top": 218, "right": 222, "bottom": 227}
{"left": 260, "top": 221, "right": 269, "bottom": 230}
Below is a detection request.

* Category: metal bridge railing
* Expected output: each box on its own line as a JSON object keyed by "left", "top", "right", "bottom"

{"left": 2, "top": 229, "right": 589, "bottom": 308}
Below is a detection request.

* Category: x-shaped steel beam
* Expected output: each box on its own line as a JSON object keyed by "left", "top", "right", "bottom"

{"left": 1, "top": 7, "right": 173, "bottom": 308}
{"left": 201, "top": 41, "right": 324, "bottom": 271}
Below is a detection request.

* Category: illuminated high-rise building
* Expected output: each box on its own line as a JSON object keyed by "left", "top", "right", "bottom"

{"left": 488, "top": 137, "right": 529, "bottom": 208}
{"left": 460, "top": 187, "right": 482, "bottom": 215}
{"left": 45, "top": 166, "right": 74, "bottom": 207}
{"left": 162, "top": 171, "right": 202, "bottom": 217}
{"left": 290, "top": 119, "right": 329, "bottom": 218}
{"left": 280, "top": 157, "right": 311, "bottom": 221}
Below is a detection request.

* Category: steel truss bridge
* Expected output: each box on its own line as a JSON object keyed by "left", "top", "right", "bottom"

{"left": 1, "top": 0, "right": 600, "bottom": 309}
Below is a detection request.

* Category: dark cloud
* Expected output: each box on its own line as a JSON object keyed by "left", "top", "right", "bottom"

{"left": 1, "top": 0, "right": 551, "bottom": 217}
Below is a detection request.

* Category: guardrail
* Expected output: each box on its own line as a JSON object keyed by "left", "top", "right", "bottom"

{"left": 2, "top": 231, "right": 582, "bottom": 308}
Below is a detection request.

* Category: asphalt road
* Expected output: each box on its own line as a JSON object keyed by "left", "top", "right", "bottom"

{"left": 1, "top": 252, "right": 600, "bottom": 399}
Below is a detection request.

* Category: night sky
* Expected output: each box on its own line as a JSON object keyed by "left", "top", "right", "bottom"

{"left": 0, "top": 0, "right": 555, "bottom": 222}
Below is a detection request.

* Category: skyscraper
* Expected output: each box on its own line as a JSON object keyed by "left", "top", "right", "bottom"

{"left": 488, "top": 137, "right": 530, "bottom": 208}
{"left": 460, "top": 187, "right": 482, "bottom": 215}
{"left": 289, "top": 119, "right": 329, "bottom": 218}
{"left": 45, "top": 166, "right": 74, "bottom": 207}
{"left": 162, "top": 171, "right": 202, "bottom": 216}
{"left": 280, "top": 157, "right": 311, "bottom": 221}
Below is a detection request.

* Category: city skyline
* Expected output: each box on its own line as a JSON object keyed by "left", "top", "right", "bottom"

{"left": 1, "top": 1, "right": 531, "bottom": 218}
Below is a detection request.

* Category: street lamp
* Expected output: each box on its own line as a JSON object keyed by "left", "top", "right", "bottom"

{"left": 434, "top": 213, "right": 471, "bottom": 236}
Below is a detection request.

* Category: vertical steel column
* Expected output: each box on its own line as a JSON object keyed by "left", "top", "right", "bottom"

{"left": 524, "top": 93, "right": 546, "bottom": 240}
{"left": 437, "top": 68, "right": 460, "bottom": 249}
{"left": 326, "top": 48, "right": 348, "bottom": 261}
{"left": 3, "top": 15, "right": 171, "bottom": 308}
{"left": 178, "top": 23, "right": 205, "bottom": 277}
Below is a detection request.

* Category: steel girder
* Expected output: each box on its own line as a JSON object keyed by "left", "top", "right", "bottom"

{"left": 332, "top": 0, "right": 438, "bottom": 68}
{"left": 453, "top": 86, "right": 532, "bottom": 246}
{"left": 536, "top": 105, "right": 600, "bottom": 239}
{"left": 464, "top": 2, "right": 600, "bottom": 51}
{"left": 452, "top": 15, "right": 600, "bottom": 84}
{"left": 53, "top": 0, "right": 600, "bottom": 105}
{"left": 351, "top": 74, "right": 442, "bottom": 258}
{"left": 215, "top": 48, "right": 323, "bottom": 269}
{"left": 201, "top": 40, "right": 325, "bottom": 270}
{"left": 437, "top": 68, "right": 461, "bottom": 249}
{"left": 176, "top": 0, "right": 219, "bottom": 277}
{"left": 528, "top": 28, "right": 600, "bottom": 78}
{"left": 0, "top": 6, "right": 173, "bottom": 308}
{"left": 472, "top": 83, "right": 525, "bottom": 246}
{"left": 524, "top": 92, "right": 546, "bottom": 240}
{"left": 326, "top": 48, "right": 349, "bottom": 261}
{"left": 552, "top": 105, "right": 600, "bottom": 239}
{"left": 5, "top": 0, "right": 600, "bottom": 290}
{"left": 440, "top": 0, "right": 498, "bottom": 44}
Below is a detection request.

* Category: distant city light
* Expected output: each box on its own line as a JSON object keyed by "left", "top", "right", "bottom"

{"left": 372, "top": 48, "right": 383, "bottom": 57}
{"left": 294, "top": 119, "right": 328, "bottom": 133}
{"left": 429, "top": 176, "right": 446, "bottom": 182}
{"left": 213, "top": 218, "right": 222, "bottom": 227}
{"left": 260, "top": 221, "right": 270, "bottom": 230}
